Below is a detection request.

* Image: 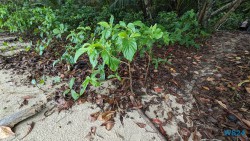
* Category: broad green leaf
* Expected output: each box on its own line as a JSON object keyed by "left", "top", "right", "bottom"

{"left": 118, "top": 32, "right": 128, "bottom": 38}
{"left": 127, "top": 23, "right": 136, "bottom": 32}
{"left": 74, "top": 43, "right": 90, "bottom": 63}
{"left": 130, "top": 33, "right": 141, "bottom": 38}
{"left": 119, "top": 38, "right": 137, "bottom": 61}
{"left": 98, "top": 22, "right": 110, "bottom": 28}
{"left": 119, "top": 21, "right": 126, "bottom": 27}
{"left": 69, "top": 77, "right": 75, "bottom": 89}
{"left": 101, "top": 50, "right": 120, "bottom": 71}
{"left": 71, "top": 90, "right": 79, "bottom": 100}
{"left": 109, "top": 56, "right": 120, "bottom": 71}
{"left": 89, "top": 50, "right": 99, "bottom": 68}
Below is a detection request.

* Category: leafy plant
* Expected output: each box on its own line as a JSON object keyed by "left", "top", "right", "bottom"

{"left": 72, "top": 16, "right": 170, "bottom": 100}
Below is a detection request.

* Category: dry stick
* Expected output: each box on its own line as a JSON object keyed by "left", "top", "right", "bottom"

{"left": 0, "top": 102, "right": 46, "bottom": 128}
{"left": 128, "top": 63, "right": 168, "bottom": 141}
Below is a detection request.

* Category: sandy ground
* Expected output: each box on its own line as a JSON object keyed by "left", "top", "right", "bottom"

{"left": 0, "top": 33, "right": 196, "bottom": 141}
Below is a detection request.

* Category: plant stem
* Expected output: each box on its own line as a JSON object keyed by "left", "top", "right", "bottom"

{"left": 128, "top": 62, "right": 134, "bottom": 94}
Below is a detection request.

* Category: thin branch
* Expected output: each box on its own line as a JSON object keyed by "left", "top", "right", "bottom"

{"left": 214, "top": 0, "right": 243, "bottom": 30}
{"left": 211, "top": 0, "right": 237, "bottom": 17}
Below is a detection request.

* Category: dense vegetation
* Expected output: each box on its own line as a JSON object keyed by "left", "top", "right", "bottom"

{"left": 0, "top": 0, "right": 249, "bottom": 100}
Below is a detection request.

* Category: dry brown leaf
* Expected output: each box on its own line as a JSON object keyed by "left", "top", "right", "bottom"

{"left": 101, "top": 121, "right": 115, "bottom": 131}
{"left": 245, "top": 87, "right": 250, "bottom": 94}
{"left": 135, "top": 122, "right": 146, "bottom": 128}
{"left": 242, "top": 119, "right": 250, "bottom": 128}
{"left": 216, "top": 100, "right": 227, "bottom": 109}
{"left": 154, "top": 87, "right": 163, "bottom": 93}
{"left": 0, "top": 126, "right": 14, "bottom": 139}
{"left": 170, "top": 68, "right": 176, "bottom": 73}
{"left": 98, "top": 111, "right": 115, "bottom": 121}
{"left": 206, "top": 77, "right": 215, "bottom": 82}
{"left": 202, "top": 86, "right": 210, "bottom": 90}
{"left": 199, "top": 97, "right": 210, "bottom": 103}
{"left": 192, "top": 128, "right": 201, "bottom": 141}
{"left": 90, "top": 112, "right": 100, "bottom": 122}
{"left": 152, "top": 118, "right": 162, "bottom": 125}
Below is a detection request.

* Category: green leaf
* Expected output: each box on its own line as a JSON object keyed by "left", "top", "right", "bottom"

{"left": 80, "top": 76, "right": 90, "bottom": 95}
{"left": 63, "top": 89, "right": 70, "bottom": 96}
{"left": 127, "top": 23, "right": 136, "bottom": 32}
{"left": 74, "top": 43, "right": 90, "bottom": 63}
{"left": 69, "top": 77, "right": 75, "bottom": 89}
{"left": 130, "top": 33, "right": 141, "bottom": 38}
{"left": 101, "top": 50, "right": 120, "bottom": 71}
{"left": 119, "top": 21, "right": 126, "bottom": 27}
{"left": 118, "top": 38, "right": 137, "bottom": 61}
{"left": 109, "top": 15, "right": 114, "bottom": 26}
{"left": 98, "top": 22, "right": 110, "bottom": 28}
{"left": 118, "top": 32, "right": 128, "bottom": 38}
{"left": 71, "top": 90, "right": 79, "bottom": 100}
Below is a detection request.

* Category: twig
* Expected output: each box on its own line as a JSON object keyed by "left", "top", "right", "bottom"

{"left": 129, "top": 95, "right": 168, "bottom": 141}
{"left": 128, "top": 62, "right": 134, "bottom": 94}
{"left": 144, "top": 52, "right": 151, "bottom": 86}
{"left": 20, "top": 122, "right": 35, "bottom": 140}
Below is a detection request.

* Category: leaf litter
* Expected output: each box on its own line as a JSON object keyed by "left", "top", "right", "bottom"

{"left": 0, "top": 31, "right": 249, "bottom": 140}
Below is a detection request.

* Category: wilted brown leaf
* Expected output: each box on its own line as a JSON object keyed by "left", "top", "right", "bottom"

{"left": 152, "top": 118, "right": 162, "bottom": 125}
{"left": 98, "top": 111, "right": 115, "bottom": 121}
{"left": 154, "top": 87, "right": 163, "bottom": 93}
{"left": 90, "top": 112, "right": 100, "bottom": 122}
{"left": 135, "top": 122, "right": 146, "bottom": 128}
{"left": 245, "top": 86, "right": 250, "bottom": 94}
{"left": 216, "top": 100, "right": 227, "bottom": 109}
{"left": 202, "top": 86, "right": 210, "bottom": 90}
{"left": 0, "top": 126, "right": 14, "bottom": 139}
{"left": 206, "top": 77, "right": 215, "bottom": 82}
{"left": 101, "top": 121, "right": 115, "bottom": 131}
{"left": 242, "top": 119, "right": 250, "bottom": 128}
{"left": 199, "top": 97, "right": 210, "bottom": 103}
{"left": 192, "top": 128, "right": 201, "bottom": 141}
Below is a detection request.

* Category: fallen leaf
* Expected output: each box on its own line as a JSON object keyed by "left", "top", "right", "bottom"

{"left": 98, "top": 111, "right": 115, "bottom": 121}
{"left": 90, "top": 112, "right": 100, "bottom": 122}
{"left": 206, "top": 77, "right": 215, "bottom": 82}
{"left": 167, "top": 112, "right": 174, "bottom": 121}
{"left": 199, "top": 97, "right": 210, "bottom": 103}
{"left": 152, "top": 118, "right": 162, "bottom": 125}
{"left": 90, "top": 126, "right": 97, "bottom": 135}
{"left": 245, "top": 87, "right": 250, "bottom": 94}
{"left": 163, "top": 95, "right": 169, "bottom": 102}
{"left": 170, "top": 68, "right": 176, "bottom": 73}
{"left": 242, "top": 119, "right": 250, "bottom": 128}
{"left": 0, "top": 126, "right": 14, "bottom": 139}
{"left": 216, "top": 100, "right": 227, "bottom": 109}
{"left": 101, "top": 121, "right": 115, "bottom": 131}
{"left": 154, "top": 87, "right": 163, "bottom": 93}
{"left": 135, "top": 122, "right": 146, "bottom": 128}
{"left": 192, "top": 128, "right": 201, "bottom": 141}
{"left": 202, "top": 86, "right": 210, "bottom": 90}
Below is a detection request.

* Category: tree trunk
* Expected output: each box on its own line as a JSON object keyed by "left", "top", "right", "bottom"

{"left": 198, "top": 0, "right": 214, "bottom": 28}
{"left": 143, "top": 0, "right": 153, "bottom": 20}
{"left": 214, "top": 0, "right": 243, "bottom": 30}
{"left": 211, "top": 0, "right": 238, "bottom": 17}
